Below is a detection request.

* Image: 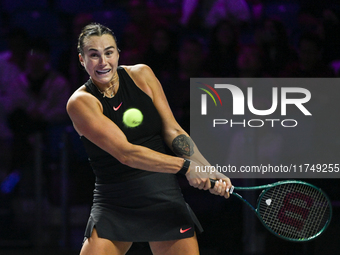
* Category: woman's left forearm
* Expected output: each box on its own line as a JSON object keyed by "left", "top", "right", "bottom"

{"left": 164, "top": 129, "right": 211, "bottom": 166}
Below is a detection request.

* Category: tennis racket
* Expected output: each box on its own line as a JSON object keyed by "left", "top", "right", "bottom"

{"left": 210, "top": 179, "right": 332, "bottom": 242}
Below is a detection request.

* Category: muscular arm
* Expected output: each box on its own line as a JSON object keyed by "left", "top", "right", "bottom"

{"left": 171, "top": 134, "right": 211, "bottom": 168}
{"left": 66, "top": 86, "right": 185, "bottom": 174}
{"left": 132, "top": 64, "right": 232, "bottom": 194}
{"left": 68, "top": 64, "right": 231, "bottom": 195}
{"left": 129, "top": 65, "right": 212, "bottom": 169}
{"left": 172, "top": 134, "right": 194, "bottom": 157}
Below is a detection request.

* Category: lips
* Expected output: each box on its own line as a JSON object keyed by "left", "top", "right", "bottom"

{"left": 96, "top": 69, "right": 111, "bottom": 75}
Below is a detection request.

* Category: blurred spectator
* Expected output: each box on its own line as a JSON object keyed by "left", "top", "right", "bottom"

{"left": 119, "top": 48, "right": 144, "bottom": 65}
{"left": 180, "top": 0, "right": 207, "bottom": 32}
{"left": 297, "top": 7, "right": 322, "bottom": 33}
{"left": 120, "top": 0, "right": 162, "bottom": 56}
{"left": 162, "top": 36, "right": 210, "bottom": 132}
{"left": 0, "top": 28, "right": 29, "bottom": 142}
{"left": 180, "top": 0, "right": 250, "bottom": 33}
{"left": 280, "top": 32, "right": 335, "bottom": 77}
{"left": 120, "top": 15, "right": 144, "bottom": 54}
{"left": 236, "top": 44, "right": 266, "bottom": 77}
{"left": 118, "top": 24, "right": 145, "bottom": 65}
{"left": 204, "top": 0, "right": 251, "bottom": 28}
{"left": 58, "top": 13, "right": 94, "bottom": 91}
{"left": 6, "top": 38, "right": 71, "bottom": 171}
{"left": 291, "top": 7, "right": 324, "bottom": 49}
{"left": 178, "top": 36, "right": 210, "bottom": 79}
{"left": 206, "top": 19, "right": 239, "bottom": 77}
{"left": 254, "top": 18, "right": 298, "bottom": 77}
{"left": 321, "top": 8, "right": 340, "bottom": 64}
{"left": 247, "top": 0, "right": 265, "bottom": 25}
{"left": 144, "top": 26, "right": 178, "bottom": 81}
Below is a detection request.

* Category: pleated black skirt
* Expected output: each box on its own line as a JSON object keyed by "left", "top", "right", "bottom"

{"left": 84, "top": 172, "right": 203, "bottom": 242}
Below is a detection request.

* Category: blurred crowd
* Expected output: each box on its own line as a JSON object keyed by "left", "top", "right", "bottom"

{"left": 0, "top": 0, "right": 339, "bottom": 252}
{"left": 0, "top": 0, "right": 339, "bottom": 193}
{"left": 0, "top": 0, "right": 339, "bottom": 197}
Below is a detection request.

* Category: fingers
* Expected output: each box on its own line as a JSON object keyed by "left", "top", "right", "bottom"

{"left": 188, "top": 178, "right": 210, "bottom": 190}
{"left": 198, "top": 179, "right": 206, "bottom": 190}
{"left": 216, "top": 179, "right": 225, "bottom": 194}
{"left": 188, "top": 177, "right": 232, "bottom": 199}
{"left": 185, "top": 162, "right": 232, "bottom": 195}
{"left": 209, "top": 178, "right": 232, "bottom": 199}
{"left": 210, "top": 179, "right": 227, "bottom": 196}
{"left": 224, "top": 178, "right": 232, "bottom": 199}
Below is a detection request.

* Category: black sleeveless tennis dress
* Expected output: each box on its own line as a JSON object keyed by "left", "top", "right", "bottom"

{"left": 80, "top": 66, "right": 202, "bottom": 242}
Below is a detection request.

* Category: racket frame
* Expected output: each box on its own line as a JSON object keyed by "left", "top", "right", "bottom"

{"left": 211, "top": 179, "right": 333, "bottom": 242}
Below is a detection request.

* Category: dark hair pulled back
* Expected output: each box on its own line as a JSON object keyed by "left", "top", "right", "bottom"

{"left": 77, "top": 22, "right": 120, "bottom": 56}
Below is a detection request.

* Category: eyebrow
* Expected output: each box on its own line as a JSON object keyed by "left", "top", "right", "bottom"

{"left": 88, "top": 46, "right": 115, "bottom": 52}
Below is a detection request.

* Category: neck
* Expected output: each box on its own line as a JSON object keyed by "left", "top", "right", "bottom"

{"left": 93, "top": 73, "right": 120, "bottom": 98}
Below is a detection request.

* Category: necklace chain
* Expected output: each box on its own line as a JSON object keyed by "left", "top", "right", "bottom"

{"left": 95, "top": 77, "right": 119, "bottom": 98}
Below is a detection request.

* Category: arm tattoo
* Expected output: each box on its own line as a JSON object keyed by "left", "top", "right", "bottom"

{"left": 172, "top": 134, "right": 194, "bottom": 157}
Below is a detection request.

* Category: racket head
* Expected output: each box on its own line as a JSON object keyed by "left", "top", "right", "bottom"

{"left": 255, "top": 180, "right": 332, "bottom": 242}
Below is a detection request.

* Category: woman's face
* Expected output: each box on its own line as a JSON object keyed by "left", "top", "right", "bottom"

{"left": 79, "top": 34, "right": 120, "bottom": 86}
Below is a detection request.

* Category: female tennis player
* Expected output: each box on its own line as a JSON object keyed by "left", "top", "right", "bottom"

{"left": 66, "top": 23, "right": 232, "bottom": 255}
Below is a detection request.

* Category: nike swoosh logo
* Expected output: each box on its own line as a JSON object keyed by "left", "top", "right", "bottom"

{"left": 113, "top": 102, "right": 123, "bottom": 111}
{"left": 180, "top": 227, "right": 192, "bottom": 233}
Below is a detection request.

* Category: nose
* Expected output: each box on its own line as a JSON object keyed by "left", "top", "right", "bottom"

{"left": 99, "top": 56, "right": 107, "bottom": 65}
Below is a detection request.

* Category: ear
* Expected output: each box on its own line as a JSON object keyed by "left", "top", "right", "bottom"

{"left": 79, "top": 53, "right": 85, "bottom": 66}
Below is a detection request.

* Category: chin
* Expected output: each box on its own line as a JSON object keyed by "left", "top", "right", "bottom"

{"left": 94, "top": 75, "right": 113, "bottom": 84}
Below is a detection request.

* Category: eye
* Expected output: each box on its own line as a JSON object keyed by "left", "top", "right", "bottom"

{"left": 90, "top": 53, "right": 99, "bottom": 58}
{"left": 105, "top": 51, "right": 113, "bottom": 56}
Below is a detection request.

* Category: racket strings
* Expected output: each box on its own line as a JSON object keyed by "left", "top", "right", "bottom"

{"left": 300, "top": 185, "right": 330, "bottom": 237}
{"left": 260, "top": 184, "right": 283, "bottom": 226}
{"left": 284, "top": 184, "right": 328, "bottom": 239}
{"left": 307, "top": 189, "right": 329, "bottom": 236}
{"left": 258, "top": 183, "right": 331, "bottom": 240}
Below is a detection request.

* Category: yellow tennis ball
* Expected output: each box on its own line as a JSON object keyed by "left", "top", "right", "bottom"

{"left": 123, "top": 108, "right": 143, "bottom": 127}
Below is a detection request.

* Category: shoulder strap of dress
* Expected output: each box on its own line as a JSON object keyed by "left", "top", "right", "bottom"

{"left": 117, "top": 66, "right": 140, "bottom": 92}
{"left": 84, "top": 79, "right": 102, "bottom": 99}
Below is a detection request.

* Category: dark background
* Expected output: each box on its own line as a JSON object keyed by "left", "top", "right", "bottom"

{"left": 0, "top": 0, "right": 339, "bottom": 254}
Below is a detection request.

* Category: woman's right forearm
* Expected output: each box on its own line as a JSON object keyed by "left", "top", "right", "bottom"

{"left": 116, "top": 143, "right": 186, "bottom": 174}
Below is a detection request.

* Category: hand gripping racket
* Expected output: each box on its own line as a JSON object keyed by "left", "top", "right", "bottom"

{"left": 210, "top": 179, "right": 332, "bottom": 242}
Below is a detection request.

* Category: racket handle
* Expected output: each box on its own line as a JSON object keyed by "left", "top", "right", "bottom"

{"left": 210, "top": 178, "right": 217, "bottom": 188}
{"left": 209, "top": 179, "right": 234, "bottom": 194}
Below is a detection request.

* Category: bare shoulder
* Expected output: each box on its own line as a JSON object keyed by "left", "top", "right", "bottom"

{"left": 67, "top": 85, "right": 89, "bottom": 109}
{"left": 66, "top": 85, "right": 101, "bottom": 115}
{"left": 120, "top": 64, "right": 158, "bottom": 99}
{"left": 121, "top": 64, "right": 151, "bottom": 72}
{"left": 121, "top": 64, "right": 154, "bottom": 79}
